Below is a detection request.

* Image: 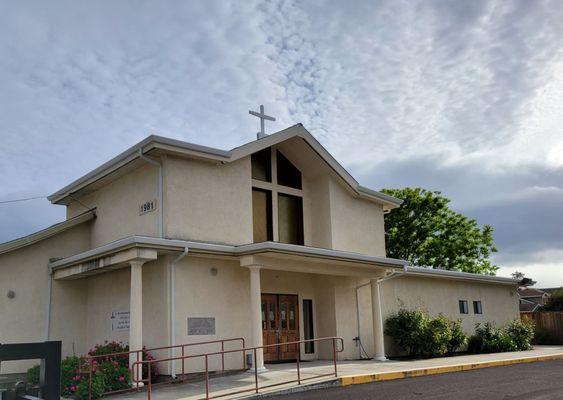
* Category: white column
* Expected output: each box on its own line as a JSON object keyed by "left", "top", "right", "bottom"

{"left": 248, "top": 266, "right": 265, "bottom": 371}
{"left": 129, "top": 260, "right": 145, "bottom": 386}
{"left": 370, "top": 278, "right": 387, "bottom": 361}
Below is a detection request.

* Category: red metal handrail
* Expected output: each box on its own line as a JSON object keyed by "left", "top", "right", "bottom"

{"left": 132, "top": 336, "right": 344, "bottom": 400}
{"left": 80, "top": 337, "right": 246, "bottom": 400}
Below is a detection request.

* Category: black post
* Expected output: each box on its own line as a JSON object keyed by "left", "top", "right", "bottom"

{"left": 0, "top": 341, "right": 62, "bottom": 400}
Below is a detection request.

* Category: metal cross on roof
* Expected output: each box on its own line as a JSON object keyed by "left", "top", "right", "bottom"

{"left": 249, "top": 105, "right": 276, "bottom": 140}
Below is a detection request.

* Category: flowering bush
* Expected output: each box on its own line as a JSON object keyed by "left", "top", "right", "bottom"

{"left": 26, "top": 341, "right": 159, "bottom": 400}
{"left": 26, "top": 356, "right": 81, "bottom": 395}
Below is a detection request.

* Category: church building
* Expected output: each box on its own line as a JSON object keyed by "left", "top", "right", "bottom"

{"left": 0, "top": 121, "right": 519, "bottom": 374}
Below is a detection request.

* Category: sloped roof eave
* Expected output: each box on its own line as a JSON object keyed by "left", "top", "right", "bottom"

{"left": 0, "top": 209, "right": 96, "bottom": 255}
{"left": 48, "top": 125, "right": 402, "bottom": 208}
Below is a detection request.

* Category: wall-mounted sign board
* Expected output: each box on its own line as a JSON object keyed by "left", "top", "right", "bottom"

{"left": 111, "top": 310, "right": 130, "bottom": 332}
{"left": 188, "top": 317, "right": 215, "bottom": 335}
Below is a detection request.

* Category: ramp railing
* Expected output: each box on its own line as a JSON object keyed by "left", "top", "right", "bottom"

{"left": 80, "top": 337, "right": 246, "bottom": 400}
{"left": 132, "top": 336, "right": 344, "bottom": 400}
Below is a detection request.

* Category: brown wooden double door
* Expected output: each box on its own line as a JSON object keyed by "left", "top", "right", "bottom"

{"left": 261, "top": 294, "right": 299, "bottom": 362}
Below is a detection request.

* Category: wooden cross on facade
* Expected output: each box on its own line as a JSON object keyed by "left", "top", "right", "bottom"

{"left": 249, "top": 105, "right": 276, "bottom": 139}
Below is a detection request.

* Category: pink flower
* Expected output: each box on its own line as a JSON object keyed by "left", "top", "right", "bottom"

{"left": 118, "top": 376, "right": 125, "bottom": 382}
{"left": 70, "top": 386, "right": 77, "bottom": 392}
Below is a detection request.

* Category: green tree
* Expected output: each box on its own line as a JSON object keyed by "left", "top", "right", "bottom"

{"left": 511, "top": 271, "right": 525, "bottom": 280}
{"left": 382, "top": 188, "right": 498, "bottom": 275}
{"left": 543, "top": 288, "right": 563, "bottom": 311}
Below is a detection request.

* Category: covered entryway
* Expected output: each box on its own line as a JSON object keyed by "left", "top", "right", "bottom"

{"left": 261, "top": 293, "right": 299, "bottom": 362}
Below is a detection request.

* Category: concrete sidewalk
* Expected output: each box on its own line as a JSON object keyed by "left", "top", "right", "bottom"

{"left": 108, "top": 345, "right": 563, "bottom": 400}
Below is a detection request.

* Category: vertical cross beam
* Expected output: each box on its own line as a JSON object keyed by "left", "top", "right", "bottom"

{"left": 249, "top": 105, "right": 276, "bottom": 139}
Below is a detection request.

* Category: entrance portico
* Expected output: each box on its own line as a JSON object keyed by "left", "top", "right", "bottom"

{"left": 240, "top": 248, "right": 403, "bottom": 367}
{"left": 47, "top": 237, "right": 408, "bottom": 376}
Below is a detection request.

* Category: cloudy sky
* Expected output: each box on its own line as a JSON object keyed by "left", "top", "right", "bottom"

{"left": 1, "top": 0, "right": 562, "bottom": 286}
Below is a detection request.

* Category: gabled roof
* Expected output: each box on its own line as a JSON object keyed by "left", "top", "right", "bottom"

{"left": 518, "top": 287, "right": 550, "bottom": 298}
{"left": 47, "top": 124, "right": 402, "bottom": 209}
{"left": 519, "top": 298, "right": 542, "bottom": 312}
{"left": 0, "top": 209, "right": 95, "bottom": 255}
{"left": 541, "top": 287, "right": 563, "bottom": 294}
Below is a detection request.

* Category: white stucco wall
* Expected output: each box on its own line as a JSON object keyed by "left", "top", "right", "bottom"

{"left": 0, "top": 223, "right": 92, "bottom": 373}
{"left": 66, "top": 163, "right": 159, "bottom": 247}
{"left": 380, "top": 275, "right": 520, "bottom": 355}
{"left": 172, "top": 256, "right": 251, "bottom": 373}
{"left": 165, "top": 156, "right": 253, "bottom": 245}
{"left": 306, "top": 176, "right": 332, "bottom": 249}
{"left": 79, "top": 259, "right": 169, "bottom": 354}
{"left": 328, "top": 176, "right": 386, "bottom": 257}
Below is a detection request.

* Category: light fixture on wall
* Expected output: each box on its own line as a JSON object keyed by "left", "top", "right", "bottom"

{"left": 7, "top": 290, "right": 15, "bottom": 299}
{"left": 210, "top": 268, "right": 218, "bottom": 276}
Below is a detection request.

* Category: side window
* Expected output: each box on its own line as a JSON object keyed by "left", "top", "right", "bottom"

{"left": 303, "top": 299, "right": 315, "bottom": 354}
{"left": 459, "top": 300, "right": 469, "bottom": 314}
{"left": 473, "top": 301, "right": 483, "bottom": 314}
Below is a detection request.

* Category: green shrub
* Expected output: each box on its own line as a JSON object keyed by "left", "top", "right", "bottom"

{"left": 468, "top": 322, "right": 497, "bottom": 353}
{"left": 447, "top": 319, "right": 467, "bottom": 355}
{"left": 26, "top": 365, "right": 40, "bottom": 385}
{"left": 543, "top": 288, "right": 563, "bottom": 311}
{"left": 468, "top": 321, "right": 523, "bottom": 353}
{"left": 26, "top": 356, "right": 82, "bottom": 396}
{"left": 385, "top": 309, "right": 429, "bottom": 357}
{"left": 74, "top": 373, "right": 105, "bottom": 400}
{"left": 26, "top": 342, "right": 159, "bottom": 400}
{"left": 385, "top": 310, "right": 467, "bottom": 358}
{"left": 60, "top": 356, "right": 82, "bottom": 396}
{"left": 505, "top": 318, "right": 535, "bottom": 350}
{"left": 420, "top": 315, "right": 451, "bottom": 357}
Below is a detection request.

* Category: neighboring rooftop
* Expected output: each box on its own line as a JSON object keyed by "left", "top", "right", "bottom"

{"left": 519, "top": 287, "right": 550, "bottom": 298}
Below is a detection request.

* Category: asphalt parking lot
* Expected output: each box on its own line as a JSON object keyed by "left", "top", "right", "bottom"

{"left": 268, "top": 359, "right": 563, "bottom": 400}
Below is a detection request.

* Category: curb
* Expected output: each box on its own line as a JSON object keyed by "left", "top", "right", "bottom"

{"left": 248, "top": 379, "right": 339, "bottom": 398}
{"left": 340, "top": 353, "right": 563, "bottom": 386}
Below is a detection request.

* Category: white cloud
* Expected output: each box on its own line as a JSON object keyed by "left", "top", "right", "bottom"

{"left": 497, "top": 249, "right": 563, "bottom": 288}
{"left": 1, "top": 0, "right": 562, "bottom": 287}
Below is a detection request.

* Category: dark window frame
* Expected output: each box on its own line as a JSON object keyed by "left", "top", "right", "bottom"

{"left": 251, "top": 148, "right": 272, "bottom": 182}
{"left": 252, "top": 188, "right": 273, "bottom": 242}
{"left": 459, "top": 300, "right": 469, "bottom": 314}
{"left": 303, "top": 299, "right": 315, "bottom": 354}
{"left": 276, "top": 150, "right": 302, "bottom": 189}
{"left": 277, "top": 193, "right": 304, "bottom": 245}
{"left": 473, "top": 300, "right": 483, "bottom": 314}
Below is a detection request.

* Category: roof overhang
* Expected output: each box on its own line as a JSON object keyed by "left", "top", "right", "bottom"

{"left": 49, "top": 235, "right": 408, "bottom": 280}
{"left": 48, "top": 124, "right": 402, "bottom": 209}
{"left": 0, "top": 210, "right": 96, "bottom": 255}
{"left": 48, "top": 235, "right": 518, "bottom": 286}
{"left": 404, "top": 266, "right": 519, "bottom": 286}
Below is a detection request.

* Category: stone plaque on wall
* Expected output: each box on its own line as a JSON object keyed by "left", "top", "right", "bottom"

{"left": 187, "top": 317, "right": 215, "bottom": 335}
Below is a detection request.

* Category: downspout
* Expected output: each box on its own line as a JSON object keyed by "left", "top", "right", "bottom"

{"left": 138, "top": 149, "right": 163, "bottom": 238}
{"left": 170, "top": 247, "right": 189, "bottom": 378}
{"left": 355, "top": 282, "right": 370, "bottom": 359}
{"left": 355, "top": 265, "right": 408, "bottom": 359}
{"left": 44, "top": 267, "right": 54, "bottom": 341}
